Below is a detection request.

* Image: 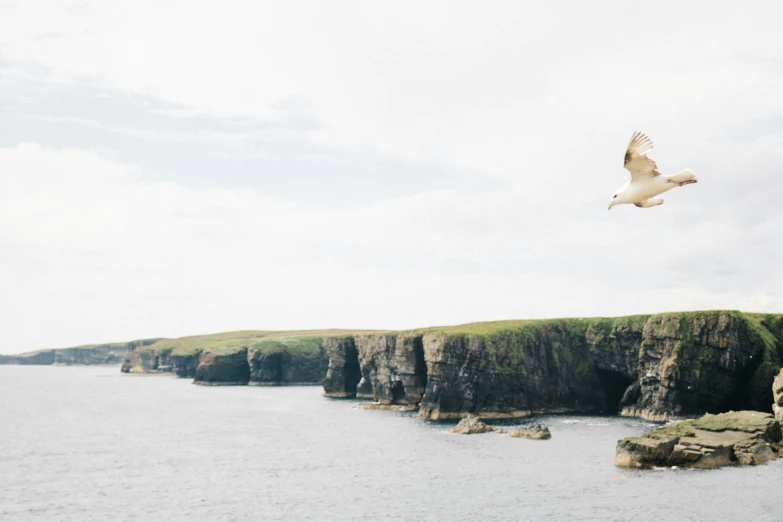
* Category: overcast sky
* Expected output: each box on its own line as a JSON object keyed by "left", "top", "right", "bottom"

{"left": 1, "top": 1, "right": 782, "bottom": 353}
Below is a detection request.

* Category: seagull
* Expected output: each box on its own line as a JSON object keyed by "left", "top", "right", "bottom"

{"left": 608, "top": 131, "right": 698, "bottom": 210}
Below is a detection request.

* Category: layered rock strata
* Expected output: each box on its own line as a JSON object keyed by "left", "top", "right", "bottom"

{"left": 322, "top": 337, "right": 362, "bottom": 397}
{"left": 194, "top": 348, "right": 251, "bottom": 385}
{"left": 123, "top": 336, "right": 331, "bottom": 386}
{"left": 322, "top": 311, "right": 783, "bottom": 422}
{"left": 615, "top": 411, "right": 781, "bottom": 469}
{"left": 248, "top": 338, "right": 329, "bottom": 385}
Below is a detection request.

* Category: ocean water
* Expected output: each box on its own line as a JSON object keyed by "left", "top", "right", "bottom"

{"left": 1, "top": 366, "right": 781, "bottom": 521}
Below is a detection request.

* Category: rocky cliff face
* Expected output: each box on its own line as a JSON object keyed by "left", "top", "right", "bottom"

{"left": 121, "top": 347, "right": 200, "bottom": 376}
{"left": 194, "top": 348, "right": 250, "bottom": 385}
{"left": 1, "top": 339, "right": 158, "bottom": 367}
{"left": 121, "top": 348, "right": 167, "bottom": 373}
{"left": 322, "top": 337, "right": 362, "bottom": 397}
{"left": 123, "top": 335, "right": 331, "bottom": 385}
{"left": 322, "top": 311, "right": 783, "bottom": 421}
{"left": 355, "top": 334, "right": 428, "bottom": 405}
{"left": 171, "top": 353, "right": 202, "bottom": 378}
{"left": 248, "top": 338, "right": 329, "bottom": 385}
{"left": 621, "top": 313, "right": 776, "bottom": 421}
{"left": 0, "top": 351, "right": 56, "bottom": 365}
{"left": 419, "top": 321, "right": 617, "bottom": 419}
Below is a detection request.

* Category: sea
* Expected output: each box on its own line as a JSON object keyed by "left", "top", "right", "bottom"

{"left": 1, "top": 366, "right": 781, "bottom": 521}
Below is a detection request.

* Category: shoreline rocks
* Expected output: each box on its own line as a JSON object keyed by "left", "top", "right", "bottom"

{"left": 508, "top": 424, "right": 552, "bottom": 440}
{"left": 450, "top": 416, "right": 503, "bottom": 434}
{"left": 450, "top": 415, "right": 552, "bottom": 440}
{"left": 615, "top": 410, "right": 782, "bottom": 469}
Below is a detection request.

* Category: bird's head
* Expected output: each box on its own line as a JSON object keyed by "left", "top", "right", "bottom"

{"left": 608, "top": 191, "right": 620, "bottom": 210}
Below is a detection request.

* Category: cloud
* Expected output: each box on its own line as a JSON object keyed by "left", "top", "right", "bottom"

{"left": 0, "top": 2, "right": 782, "bottom": 351}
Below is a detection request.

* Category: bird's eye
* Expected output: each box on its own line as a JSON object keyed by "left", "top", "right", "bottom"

{"left": 613, "top": 195, "right": 617, "bottom": 198}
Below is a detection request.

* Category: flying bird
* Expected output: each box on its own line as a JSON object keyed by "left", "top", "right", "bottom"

{"left": 608, "top": 131, "right": 697, "bottom": 210}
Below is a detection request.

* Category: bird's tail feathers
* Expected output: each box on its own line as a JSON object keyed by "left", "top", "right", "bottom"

{"left": 668, "top": 168, "right": 698, "bottom": 185}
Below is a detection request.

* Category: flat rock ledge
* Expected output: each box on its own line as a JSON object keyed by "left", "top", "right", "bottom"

{"left": 450, "top": 415, "right": 551, "bottom": 439}
{"left": 359, "top": 403, "right": 419, "bottom": 412}
{"left": 616, "top": 411, "right": 782, "bottom": 469}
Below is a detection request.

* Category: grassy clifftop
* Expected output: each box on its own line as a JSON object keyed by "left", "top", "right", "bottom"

{"left": 134, "top": 329, "right": 377, "bottom": 356}
{"left": 6, "top": 311, "right": 783, "bottom": 365}
{"left": 413, "top": 314, "right": 651, "bottom": 338}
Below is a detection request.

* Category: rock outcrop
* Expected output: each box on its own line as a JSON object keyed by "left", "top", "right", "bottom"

{"left": 171, "top": 353, "right": 202, "bottom": 378}
{"left": 322, "top": 337, "right": 362, "bottom": 397}
{"left": 354, "top": 334, "right": 428, "bottom": 405}
{"left": 450, "top": 415, "right": 501, "bottom": 434}
{"left": 508, "top": 424, "right": 552, "bottom": 440}
{"left": 450, "top": 416, "right": 553, "bottom": 440}
{"left": 193, "top": 348, "right": 251, "bottom": 385}
{"left": 615, "top": 411, "right": 782, "bottom": 469}
{"left": 322, "top": 311, "right": 783, "bottom": 422}
{"left": 620, "top": 312, "right": 776, "bottom": 421}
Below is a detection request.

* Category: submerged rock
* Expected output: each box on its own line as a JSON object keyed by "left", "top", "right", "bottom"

{"left": 616, "top": 410, "right": 782, "bottom": 469}
{"left": 508, "top": 424, "right": 552, "bottom": 440}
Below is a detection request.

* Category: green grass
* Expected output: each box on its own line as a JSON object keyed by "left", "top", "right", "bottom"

{"left": 9, "top": 310, "right": 783, "bottom": 360}
{"left": 8, "top": 340, "right": 159, "bottom": 358}
{"left": 401, "top": 315, "right": 646, "bottom": 338}
{"left": 692, "top": 411, "right": 775, "bottom": 433}
{"left": 745, "top": 313, "right": 783, "bottom": 365}
{"left": 249, "top": 336, "right": 324, "bottom": 355}
{"left": 129, "top": 311, "right": 783, "bottom": 360}
{"left": 135, "top": 329, "right": 375, "bottom": 356}
{"left": 637, "top": 422, "right": 697, "bottom": 441}
{"left": 623, "top": 411, "right": 776, "bottom": 444}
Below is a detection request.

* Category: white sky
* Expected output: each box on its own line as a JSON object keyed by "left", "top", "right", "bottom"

{"left": 1, "top": 1, "right": 782, "bottom": 352}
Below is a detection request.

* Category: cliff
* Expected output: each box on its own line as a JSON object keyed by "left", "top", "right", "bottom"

{"left": 0, "top": 339, "right": 159, "bottom": 366}
{"left": 321, "top": 311, "right": 783, "bottom": 421}
{"left": 248, "top": 337, "right": 329, "bottom": 385}
{"left": 121, "top": 329, "right": 369, "bottom": 386}
{"left": 7, "top": 310, "right": 781, "bottom": 424}
{"left": 194, "top": 348, "right": 251, "bottom": 385}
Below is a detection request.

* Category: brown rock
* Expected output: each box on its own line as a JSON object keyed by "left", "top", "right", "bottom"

{"left": 508, "top": 424, "right": 552, "bottom": 440}
{"left": 616, "top": 410, "right": 781, "bottom": 469}
{"left": 450, "top": 415, "right": 501, "bottom": 435}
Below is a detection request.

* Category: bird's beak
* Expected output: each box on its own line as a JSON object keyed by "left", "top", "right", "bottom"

{"left": 607, "top": 202, "right": 613, "bottom": 210}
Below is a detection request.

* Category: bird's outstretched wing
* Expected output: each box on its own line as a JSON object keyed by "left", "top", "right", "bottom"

{"left": 623, "top": 131, "right": 660, "bottom": 181}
